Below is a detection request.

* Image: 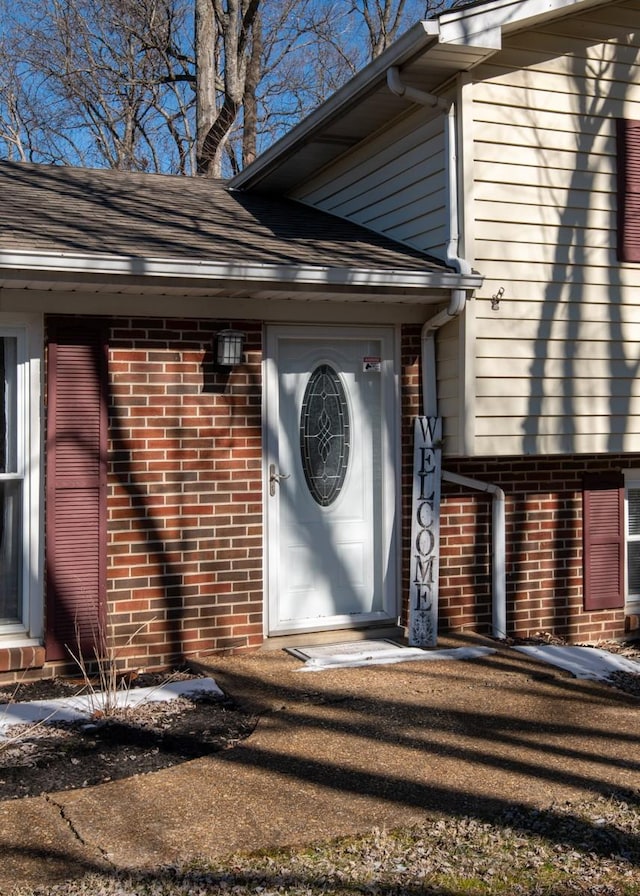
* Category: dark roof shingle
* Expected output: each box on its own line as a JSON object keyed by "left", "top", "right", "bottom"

{"left": 0, "top": 161, "right": 449, "bottom": 274}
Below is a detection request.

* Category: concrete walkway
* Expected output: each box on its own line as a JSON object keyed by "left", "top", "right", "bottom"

{"left": 0, "top": 634, "right": 638, "bottom": 892}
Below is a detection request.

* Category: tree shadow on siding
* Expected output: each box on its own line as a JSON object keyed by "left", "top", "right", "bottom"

{"left": 493, "top": 32, "right": 640, "bottom": 629}
{"left": 105, "top": 342, "right": 185, "bottom": 667}
{"left": 524, "top": 40, "right": 639, "bottom": 455}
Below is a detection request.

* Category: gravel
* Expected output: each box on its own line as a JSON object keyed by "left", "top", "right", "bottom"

{"left": 8, "top": 792, "right": 640, "bottom": 895}
{"left": 4, "top": 639, "right": 640, "bottom": 895}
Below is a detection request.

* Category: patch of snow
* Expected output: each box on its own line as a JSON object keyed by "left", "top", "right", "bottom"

{"left": 0, "top": 677, "right": 223, "bottom": 737}
{"left": 296, "top": 645, "right": 496, "bottom": 672}
{"left": 513, "top": 645, "right": 640, "bottom": 682}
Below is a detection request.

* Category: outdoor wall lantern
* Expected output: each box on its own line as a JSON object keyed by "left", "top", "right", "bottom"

{"left": 216, "top": 329, "right": 245, "bottom": 367}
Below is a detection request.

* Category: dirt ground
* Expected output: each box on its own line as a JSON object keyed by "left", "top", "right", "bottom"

{"left": 1, "top": 635, "right": 639, "bottom": 804}
{"left": 0, "top": 635, "right": 639, "bottom": 896}
{"left": 0, "top": 672, "right": 258, "bottom": 800}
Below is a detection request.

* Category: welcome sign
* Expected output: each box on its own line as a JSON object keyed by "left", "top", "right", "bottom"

{"left": 408, "top": 416, "right": 442, "bottom": 647}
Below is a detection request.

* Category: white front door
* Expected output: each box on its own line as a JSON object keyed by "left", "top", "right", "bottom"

{"left": 265, "top": 326, "right": 398, "bottom": 635}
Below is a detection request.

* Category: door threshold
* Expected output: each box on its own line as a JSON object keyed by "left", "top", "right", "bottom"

{"left": 259, "top": 624, "right": 405, "bottom": 653}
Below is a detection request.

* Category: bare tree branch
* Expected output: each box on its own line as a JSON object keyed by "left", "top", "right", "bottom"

{"left": 0, "top": 0, "right": 465, "bottom": 175}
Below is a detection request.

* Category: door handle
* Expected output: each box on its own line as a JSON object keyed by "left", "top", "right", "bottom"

{"left": 269, "top": 464, "right": 291, "bottom": 496}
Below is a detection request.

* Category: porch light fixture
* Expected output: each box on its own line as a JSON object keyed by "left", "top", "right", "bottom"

{"left": 216, "top": 329, "right": 245, "bottom": 367}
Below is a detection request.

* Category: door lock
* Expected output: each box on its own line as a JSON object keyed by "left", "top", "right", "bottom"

{"left": 269, "top": 464, "right": 291, "bottom": 496}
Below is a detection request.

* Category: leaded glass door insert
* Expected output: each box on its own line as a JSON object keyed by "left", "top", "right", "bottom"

{"left": 265, "top": 326, "right": 398, "bottom": 634}
{"left": 300, "top": 364, "right": 350, "bottom": 507}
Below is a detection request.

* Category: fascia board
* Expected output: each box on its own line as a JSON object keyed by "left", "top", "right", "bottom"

{"left": 0, "top": 249, "right": 483, "bottom": 294}
{"left": 438, "top": 0, "right": 613, "bottom": 45}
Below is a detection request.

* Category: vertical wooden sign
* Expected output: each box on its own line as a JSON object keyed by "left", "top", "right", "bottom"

{"left": 408, "top": 416, "right": 442, "bottom": 647}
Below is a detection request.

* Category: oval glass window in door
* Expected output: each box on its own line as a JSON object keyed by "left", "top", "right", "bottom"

{"left": 299, "top": 364, "right": 350, "bottom": 506}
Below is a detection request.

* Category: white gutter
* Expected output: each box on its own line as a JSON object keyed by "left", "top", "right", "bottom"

{"left": 421, "top": 293, "right": 466, "bottom": 419}
{"left": 386, "top": 67, "right": 472, "bottom": 403}
{"left": 387, "top": 68, "right": 506, "bottom": 640}
{"left": 443, "top": 102, "right": 472, "bottom": 278}
{"left": 0, "top": 249, "right": 481, "bottom": 293}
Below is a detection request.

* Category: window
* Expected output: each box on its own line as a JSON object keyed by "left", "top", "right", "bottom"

{"left": 617, "top": 118, "right": 640, "bottom": 263}
{"left": 625, "top": 470, "right": 640, "bottom": 613}
{"left": 0, "top": 319, "right": 42, "bottom": 642}
{"left": 0, "top": 336, "right": 22, "bottom": 624}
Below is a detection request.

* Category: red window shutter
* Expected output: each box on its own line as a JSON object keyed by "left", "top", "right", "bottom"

{"left": 617, "top": 118, "right": 640, "bottom": 263}
{"left": 583, "top": 472, "right": 624, "bottom": 611}
{"left": 46, "top": 318, "right": 108, "bottom": 661}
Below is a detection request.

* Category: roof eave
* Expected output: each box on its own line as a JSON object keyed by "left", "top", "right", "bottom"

{"left": 231, "top": 0, "right": 614, "bottom": 193}
{"left": 437, "top": 0, "right": 614, "bottom": 44}
{"left": 0, "top": 249, "right": 483, "bottom": 297}
{"left": 230, "top": 20, "right": 441, "bottom": 191}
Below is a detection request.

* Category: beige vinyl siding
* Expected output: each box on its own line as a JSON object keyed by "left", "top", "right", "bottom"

{"left": 470, "top": 0, "right": 640, "bottom": 456}
{"left": 432, "top": 316, "right": 462, "bottom": 450}
{"left": 294, "top": 108, "right": 449, "bottom": 258}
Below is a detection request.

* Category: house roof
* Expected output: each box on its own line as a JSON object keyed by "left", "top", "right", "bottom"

{"left": 231, "top": 0, "right": 614, "bottom": 194}
{"left": 0, "top": 161, "right": 479, "bottom": 300}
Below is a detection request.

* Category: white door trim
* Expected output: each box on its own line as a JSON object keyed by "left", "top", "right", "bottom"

{"left": 263, "top": 324, "right": 400, "bottom": 637}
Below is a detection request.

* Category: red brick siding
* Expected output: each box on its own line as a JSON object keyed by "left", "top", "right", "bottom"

{"left": 0, "top": 646, "right": 46, "bottom": 680}
{"left": 400, "top": 326, "right": 422, "bottom": 632}
{"left": 104, "top": 318, "right": 263, "bottom": 670}
{"left": 434, "top": 456, "right": 636, "bottom": 643}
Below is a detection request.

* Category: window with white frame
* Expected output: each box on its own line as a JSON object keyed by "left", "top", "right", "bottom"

{"left": 0, "top": 335, "right": 21, "bottom": 623}
{"left": 0, "top": 321, "right": 42, "bottom": 640}
{"left": 625, "top": 470, "right": 640, "bottom": 610}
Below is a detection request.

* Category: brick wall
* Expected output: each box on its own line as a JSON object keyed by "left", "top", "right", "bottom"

{"left": 105, "top": 318, "right": 637, "bottom": 658}
{"left": 400, "top": 325, "right": 422, "bottom": 633}
{"left": 437, "top": 455, "right": 638, "bottom": 643}
{"left": 105, "top": 318, "right": 263, "bottom": 670}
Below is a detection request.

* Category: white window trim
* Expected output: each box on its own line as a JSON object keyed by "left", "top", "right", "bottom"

{"left": 0, "top": 314, "right": 43, "bottom": 645}
{"left": 623, "top": 469, "right": 640, "bottom": 615}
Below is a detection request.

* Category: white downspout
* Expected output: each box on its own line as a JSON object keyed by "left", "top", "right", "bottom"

{"left": 387, "top": 66, "right": 448, "bottom": 111}
{"left": 387, "top": 66, "right": 469, "bottom": 414}
{"left": 388, "top": 66, "right": 507, "bottom": 640}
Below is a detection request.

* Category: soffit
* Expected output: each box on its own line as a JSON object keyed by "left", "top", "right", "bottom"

{"left": 232, "top": 39, "right": 494, "bottom": 195}
{"left": 231, "top": 0, "right": 616, "bottom": 195}
{"left": 0, "top": 270, "right": 463, "bottom": 303}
